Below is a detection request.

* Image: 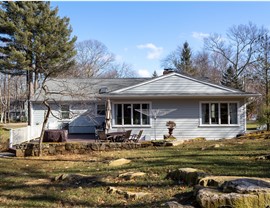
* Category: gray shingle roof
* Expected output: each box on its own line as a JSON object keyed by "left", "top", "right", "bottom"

{"left": 32, "top": 78, "right": 150, "bottom": 102}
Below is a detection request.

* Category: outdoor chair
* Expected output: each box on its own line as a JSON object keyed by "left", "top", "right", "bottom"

{"left": 117, "top": 130, "right": 132, "bottom": 142}
{"left": 130, "top": 130, "right": 143, "bottom": 142}
{"left": 97, "top": 131, "right": 112, "bottom": 142}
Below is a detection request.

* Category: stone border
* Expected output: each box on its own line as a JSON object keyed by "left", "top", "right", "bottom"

{"left": 14, "top": 142, "right": 152, "bottom": 157}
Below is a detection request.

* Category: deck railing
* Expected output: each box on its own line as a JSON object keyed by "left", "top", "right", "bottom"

{"left": 9, "top": 125, "right": 43, "bottom": 148}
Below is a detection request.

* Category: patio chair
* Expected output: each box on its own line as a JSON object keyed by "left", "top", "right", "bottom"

{"left": 121, "top": 130, "right": 132, "bottom": 142}
{"left": 97, "top": 131, "right": 112, "bottom": 142}
{"left": 130, "top": 130, "right": 143, "bottom": 142}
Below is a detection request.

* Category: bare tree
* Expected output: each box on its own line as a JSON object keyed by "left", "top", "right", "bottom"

{"left": 75, "top": 40, "right": 115, "bottom": 77}
{"left": 204, "top": 22, "right": 261, "bottom": 79}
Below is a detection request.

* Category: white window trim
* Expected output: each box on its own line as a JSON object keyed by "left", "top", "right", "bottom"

{"left": 199, "top": 101, "right": 240, "bottom": 127}
{"left": 112, "top": 102, "right": 152, "bottom": 127}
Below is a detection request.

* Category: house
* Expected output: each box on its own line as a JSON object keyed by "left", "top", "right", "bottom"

{"left": 30, "top": 71, "right": 259, "bottom": 140}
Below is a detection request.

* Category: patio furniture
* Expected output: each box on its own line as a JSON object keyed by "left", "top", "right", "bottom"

{"left": 106, "top": 131, "right": 126, "bottom": 142}
{"left": 44, "top": 129, "right": 68, "bottom": 142}
{"left": 97, "top": 131, "right": 113, "bottom": 142}
{"left": 130, "top": 130, "right": 143, "bottom": 142}
{"left": 121, "top": 130, "right": 132, "bottom": 142}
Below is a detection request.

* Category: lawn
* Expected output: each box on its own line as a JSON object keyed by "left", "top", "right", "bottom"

{"left": 0, "top": 138, "right": 270, "bottom": 207}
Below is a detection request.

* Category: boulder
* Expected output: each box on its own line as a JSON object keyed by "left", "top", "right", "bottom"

{"left": 108, "top": 158, "right": 131, "bottom": 167}
{"left": 166, "top": 168, "right": 209, "bottom": 186}
{"left": 118, "top": 171, "right": 146, "bottom": 180}
{"left": 107, "top": 186, "right": 149, "bottom": 199}
{"left": 196, "top": 177, "right": 270, "bottom": 208}
{"left": 162, "top": 201, "right": 195, "bottom": 208}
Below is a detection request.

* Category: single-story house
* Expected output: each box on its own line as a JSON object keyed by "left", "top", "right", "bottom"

{"left": 30, "top": 70, "right": 259, "bottom": 140}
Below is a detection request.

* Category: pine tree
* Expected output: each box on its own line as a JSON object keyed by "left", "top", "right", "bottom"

{"left": 180, "top": 41, "right": 193, "bottom": 75}
{"left": 152, "top": 70, "right": 158, "bottom": 78}
{"left": 0, "top": 1, "right": 76, "bottom": 81}
{"left": 221, "top": 66, "right": 242, "bottom": 89}
{"left": 0, "top": 1, "right": 77, "bottom": 124}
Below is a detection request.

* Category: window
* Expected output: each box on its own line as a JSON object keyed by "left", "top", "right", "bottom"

{"left": 201, "top": 102, "right": 238, "bottom": 125}
{"left": 97, "top": 104, "right": 105, "bottom": 116}
{"left": 61, "top": 105, "right": 70, "bottom": 119}
{"left": 114, "top": 103, "right": 150, "bottom": 126}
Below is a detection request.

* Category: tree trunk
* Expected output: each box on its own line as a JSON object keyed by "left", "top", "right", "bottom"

{"left": 38, "top": 100, "right": 51, "bottom": 157}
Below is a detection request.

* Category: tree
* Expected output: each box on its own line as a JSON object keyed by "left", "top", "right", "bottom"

{"left": 161, "top": 41, "right": 195, "bottom": 76}
{"left": 180, "top": 41, "right": 193, "bottom": 75}
{"left": 0, "top": 2, "right": 76, "bottom": 155}
{"left": 204, "top": 22, "right": 261, "bottom": 80}
{"left": 75, "top": 40, "right": 115, "bottom": 77}
{"left": 221, "top": 66, "right": 242, "bottom": 89}
{"left": 255, "top": 31, "right": 270, "bottom": 130}
{"left": 152, "top": 70, "right": 158, "bottom": 78}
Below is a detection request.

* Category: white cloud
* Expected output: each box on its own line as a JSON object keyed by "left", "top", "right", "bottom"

{"left": 137, "top": 69, "right": 151, "bottom": 77}
{"left": 192, "top": 32, "right": 210, "bottom": 41}
{"left": 137, "top": 43, "right": 163, "bottom": 60}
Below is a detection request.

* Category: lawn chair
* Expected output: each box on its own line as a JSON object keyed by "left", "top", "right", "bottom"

{"left": 97, "top": 131, "right": 112, "bottom": 142}
{"left": 130, "top": 130, "right": 143, "bottom": 142}
{"left": 121, "top": 130, "right": 132, "bottom": 142}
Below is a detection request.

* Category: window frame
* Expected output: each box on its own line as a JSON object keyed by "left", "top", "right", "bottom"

{"left": 199, "top": 101, "right": 240, "bottom": 126}
{"left": 60, "top": 104, "right": 70, "bottom": 120}
{"left": 96, "top": 103, "right": 106, "bottom": 116}
{"left": 112, "top": 102, "right": 151, "bottom": 127}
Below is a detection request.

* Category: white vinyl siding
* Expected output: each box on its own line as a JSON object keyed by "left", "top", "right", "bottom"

{"left": 116, "top": 75, "right": 236, "bottom": 94}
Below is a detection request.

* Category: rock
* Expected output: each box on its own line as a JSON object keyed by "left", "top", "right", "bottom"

{"left": 166, "top": 168, "right": 209, "bottom": 186}
{"left": 125, "top": 191, "right": 149, "bottom": 199}
{"left": 118, "top": 171, "right": 146, "bottom": 180}
{"left": 162, "top": 201, "right": 195, "bottom": 208}
{"left": 108, "top": 158, "right": 131, "bottom": 167}
{"left": 167, "top": 140, "right": 184, "bottom": 146}
{"left": 196, "top": 187, "right": 259, "bottom": 208}
{"left": 107, "top": 186, "right": 149, "bottom": 199}
{"left": 255, "top": 154, "right": 270, "bottom": 160}
{"left": 222, "top": 178, "right": 270, "bottom": 194}
{"left": 198, "top": 176, "right": 243, "bottom": 188}
{"left": 196, "top": 177, "right": 270, "bottom": 208}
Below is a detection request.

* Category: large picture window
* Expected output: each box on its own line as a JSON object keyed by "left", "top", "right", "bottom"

{"left": 114, "top": 103, "right": 150, "bottom": 126}
{"left": 201, "top": 102, "right": 238, "bottom": 125}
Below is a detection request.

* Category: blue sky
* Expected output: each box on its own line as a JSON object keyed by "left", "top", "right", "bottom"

{"left": 51, "top": 1, "right": 270, "bottom": 77}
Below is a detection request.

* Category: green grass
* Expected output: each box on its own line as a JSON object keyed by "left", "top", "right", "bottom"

{"left": 0, "top": 138, "right": 270, "bottom": 207}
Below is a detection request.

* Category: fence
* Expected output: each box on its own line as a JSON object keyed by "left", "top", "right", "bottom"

{"left": 9, "top": 125, "right": 43, "bottom": 148}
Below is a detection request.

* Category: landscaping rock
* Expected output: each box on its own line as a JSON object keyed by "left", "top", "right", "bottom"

{"left": 255, "top": 154, "right": 270, "bottom": 160}
{"left": 166, "top": 168, "right": 209, "bottom": 186}
{"left": 196, "top": 177, "right": 270, "bottom": 208}
{"left": 108, "top": 158, "right": 131, "bottom": 167}
{"left": 162, "top": 201, "right": 195, "bottom": 208}
{"left": 107, "top": 186, "right": 150, "bottom": 199}
{"left": 196, "top": 187, "right": 259, "bottom": 208}
{"left": 118, "top": 171, "right": 146, "bottom": 180}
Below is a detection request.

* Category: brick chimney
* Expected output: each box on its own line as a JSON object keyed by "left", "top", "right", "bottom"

{"left": 163, "top": 68, "right": 174, "bottom": 75}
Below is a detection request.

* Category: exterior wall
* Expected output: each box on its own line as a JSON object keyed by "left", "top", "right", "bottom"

{"left": 31, "top": 102, "right": 105, "bottom": 134}
{"left": 110, "top": 98, "right": 246, "bottom": 140}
